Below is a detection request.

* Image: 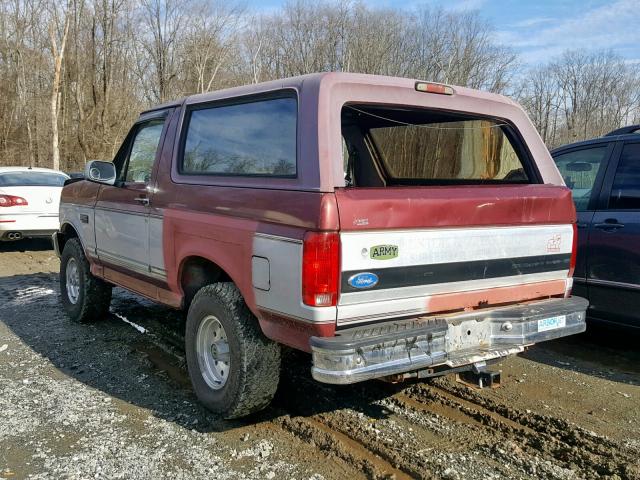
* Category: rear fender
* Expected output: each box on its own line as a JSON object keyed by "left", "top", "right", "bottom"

{"left": 163, "top": 208, "right": 256, "bottom": 313}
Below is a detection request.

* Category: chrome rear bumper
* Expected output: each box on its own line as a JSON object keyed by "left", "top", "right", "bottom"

{"left": 310, "top": 296, "right": 588, "bottom": 384}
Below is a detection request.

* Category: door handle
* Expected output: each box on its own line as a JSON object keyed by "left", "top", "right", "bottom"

{"left": 594, "top": 220, "right": 624, "bottom": 230}
{"left": 134, "top": 196, "right": 150, "bottom": 206}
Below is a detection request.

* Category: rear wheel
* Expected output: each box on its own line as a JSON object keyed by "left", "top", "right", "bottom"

{"left": 60, "top": 238, "right": 112, "bottom": 323}
{"left": 185, "top": 283, "right": 281, "bottom": 419}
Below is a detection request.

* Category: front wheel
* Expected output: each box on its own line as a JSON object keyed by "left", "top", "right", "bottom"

{"left": 185, "top": 283, "right": 281, "bottom": 419}
{"left": 60, "top": 238, "right": 112, "bottom": 323}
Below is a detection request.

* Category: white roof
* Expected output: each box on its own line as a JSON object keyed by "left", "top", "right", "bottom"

{"left": 0, "top": 166, "right": 69, "bottom": 177}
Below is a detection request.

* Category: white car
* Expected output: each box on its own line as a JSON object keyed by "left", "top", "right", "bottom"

{"left": 0, "top": 167, "right": 69, "bottom": 241}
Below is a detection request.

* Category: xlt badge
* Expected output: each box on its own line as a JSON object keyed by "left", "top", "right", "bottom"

{"left": 369, "top": 244, "right": 398, "bottom": 260}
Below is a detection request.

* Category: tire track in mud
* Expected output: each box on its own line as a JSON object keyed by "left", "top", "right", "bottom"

{"left": 281, "top": 399, "right": 448, "bottom": 480}
{"left": 404, "top": 380, "right": 640, "bottom": 479}
{"left": 271, "top": 365, "right": 531, "bottom": 480}
{"left": 277, "top": 415, "right": 414, "bottom": 480}
{"left": 270, "top": 362, "right": 439, "bottom": 479}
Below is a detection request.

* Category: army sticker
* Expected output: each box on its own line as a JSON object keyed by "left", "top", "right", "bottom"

{"left": 369, "top": 244, "right": 398, "bottom": 260}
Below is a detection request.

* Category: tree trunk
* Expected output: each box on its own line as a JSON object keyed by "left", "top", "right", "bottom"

{"left": 49, "top": 17, "right": 69, "bottom": 171}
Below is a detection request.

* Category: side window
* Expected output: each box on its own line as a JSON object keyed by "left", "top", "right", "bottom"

{"left": 123, "top": 120, "right": 165, "bottom": 184}
{"left": 553, "top": 146, "right": 609, "bottom": 211}
{"left": 181, "top": 95, "right": 297, "bottom": 177}
{"left": 609, "top": 143, "right": 640, "bottom": 210}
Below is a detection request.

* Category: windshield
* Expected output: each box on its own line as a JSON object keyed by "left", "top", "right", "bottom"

{"left": 341, "top": 105, "right": 534, "bottom": 186}
{"left": 0, "top": 171, "right": 68, "bottom": 187}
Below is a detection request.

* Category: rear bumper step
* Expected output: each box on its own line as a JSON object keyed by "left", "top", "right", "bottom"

{"left": 310, "top": 296, "right": 588, "bottom": 384}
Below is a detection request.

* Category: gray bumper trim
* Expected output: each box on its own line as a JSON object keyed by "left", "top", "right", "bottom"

{"left": 310, "top": 296, "right": 588, "bottom": 385}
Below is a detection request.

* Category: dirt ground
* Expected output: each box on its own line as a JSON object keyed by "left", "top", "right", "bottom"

{"left": 1, "top": 240, "right": 639, "bottom": 480}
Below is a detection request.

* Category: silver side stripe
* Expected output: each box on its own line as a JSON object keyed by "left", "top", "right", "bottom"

{"left": 97, "top": 249, "right": 167, "bottom": 281}
{"left": 95, "top": 206, "right": 148, "bottom": 217}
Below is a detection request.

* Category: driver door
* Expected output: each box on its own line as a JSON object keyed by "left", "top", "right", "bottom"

{"left": 95, "top": 117, "right": 166, "bottom": 283}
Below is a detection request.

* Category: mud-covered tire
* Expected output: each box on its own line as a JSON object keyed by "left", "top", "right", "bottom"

{"left": 60, "top": 238, "right": 112, "bottom": 323}
{"left": 185, "top": 283, "right": 281, "bottom": 419}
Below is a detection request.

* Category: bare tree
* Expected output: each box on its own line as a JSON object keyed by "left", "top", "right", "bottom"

{"left": 137, "top": 0, "right": 188, "bottom": 102}
{"left": 520, "top": 50, "right": 640, "bottom": 148}
{"left": 240, "top": 2, "right": 516, "bottom": 93}
{"left": 48, "top": 1, "right": 70, "bottom": 170}
{"left": 180, "top": 1, "right": 243, "bottom": 94}
{"left": 518, "top": 66, "right": 561, "bottom": 145}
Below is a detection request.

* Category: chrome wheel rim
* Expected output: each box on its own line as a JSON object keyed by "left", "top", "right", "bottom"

{"left": 196, "top": 315, "right": 230, "bottom": 390}
{"left": 65, "top": 258, "right": 80, "bottom": 304}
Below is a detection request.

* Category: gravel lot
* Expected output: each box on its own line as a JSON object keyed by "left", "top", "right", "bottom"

{"left": 1, "top": 240, "right": 639, "bottom": 479}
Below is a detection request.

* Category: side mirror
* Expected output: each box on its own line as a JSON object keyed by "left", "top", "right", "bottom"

{"left": 84, "top": 160, "right": 116, "bottom": 185}
{"left": 565, "top": 161, "right": 593, "bottom": 172}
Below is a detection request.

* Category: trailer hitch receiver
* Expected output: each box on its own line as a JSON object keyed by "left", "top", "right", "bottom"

{"left": 456, "top": 362, "right": 501, "bottom": 389}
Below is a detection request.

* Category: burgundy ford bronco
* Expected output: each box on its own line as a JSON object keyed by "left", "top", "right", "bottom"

{"left": 54, "top": 73, "right": 587, "bottom": 418}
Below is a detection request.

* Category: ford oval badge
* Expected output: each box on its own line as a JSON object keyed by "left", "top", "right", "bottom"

{"left": 348, "top": 272, "right": 379, "bottom": 289}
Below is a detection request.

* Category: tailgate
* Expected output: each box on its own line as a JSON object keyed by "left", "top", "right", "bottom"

{"left": 335, "top": 185, "right": 576, "bottom": 326}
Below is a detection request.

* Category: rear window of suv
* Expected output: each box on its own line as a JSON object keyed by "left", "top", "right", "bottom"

{"left": 0, "top": 172, "right": 68, "bottom": 187}
{"left": 180, "top": 93, "right": 297, "bottom": 177}
{"left": 341, "top": 105, "right": 535, "bottom": 186}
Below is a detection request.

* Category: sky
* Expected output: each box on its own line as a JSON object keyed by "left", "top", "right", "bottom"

{"left": 245, "top": 0, "right": 640, "bottom": 67}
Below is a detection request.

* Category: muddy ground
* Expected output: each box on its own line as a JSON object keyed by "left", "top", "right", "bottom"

{"left": 1, "top": 240, "right": 639, "bottom": 479}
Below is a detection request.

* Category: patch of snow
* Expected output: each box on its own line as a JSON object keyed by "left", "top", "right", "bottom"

{"left": 111, "top": 310, "right": 147, "bottom": 334}
{"left": 9, "top": 286, "right": 55, "bottom": 305}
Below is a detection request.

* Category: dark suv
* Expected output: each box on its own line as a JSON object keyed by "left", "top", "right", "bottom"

{"left": 552, "top": 126, "right": 640, "bottom": 330}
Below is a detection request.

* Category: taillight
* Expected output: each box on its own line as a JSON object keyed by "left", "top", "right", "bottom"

{"left": 0, "top": 194, "right": 28, "bottom": 207}
{"left": 568, "top": 223, "right": 578, "bottom": 277}
{"left": 302, "top": 231, "right": 340, "bottom": 307}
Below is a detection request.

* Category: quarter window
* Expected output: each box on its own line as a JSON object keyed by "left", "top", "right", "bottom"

{"left": 553, "top": 146, "right": 609, "bottom": 211}
{"left": 609, "top": 143, "right": 640, "bottom": 210}
{"left": 181, "top": 95, "right": 297, "bottom": 177}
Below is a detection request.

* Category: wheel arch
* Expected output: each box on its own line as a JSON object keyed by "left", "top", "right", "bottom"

{"left": 58, "top": 222, "right": 83, "bottom": 254}
{"left": 178, "top": 255, "right": 235, "bottom": 309}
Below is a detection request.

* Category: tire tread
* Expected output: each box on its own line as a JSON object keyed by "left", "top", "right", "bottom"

{"left": 189, "top": 283, "right": 281, "bottom": 418}
{"left": 60, "top": 238, "right": 112, "bottom": 323}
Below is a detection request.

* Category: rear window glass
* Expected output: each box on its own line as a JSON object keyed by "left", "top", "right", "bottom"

{"left": 181, "top": 95, "right": 297, "bottom": 177}
{"left": 342, "top": 105, "right": 532, "bottom": 186}
{"left": 0, "top": 172, "right": 68, "bottom": 187}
